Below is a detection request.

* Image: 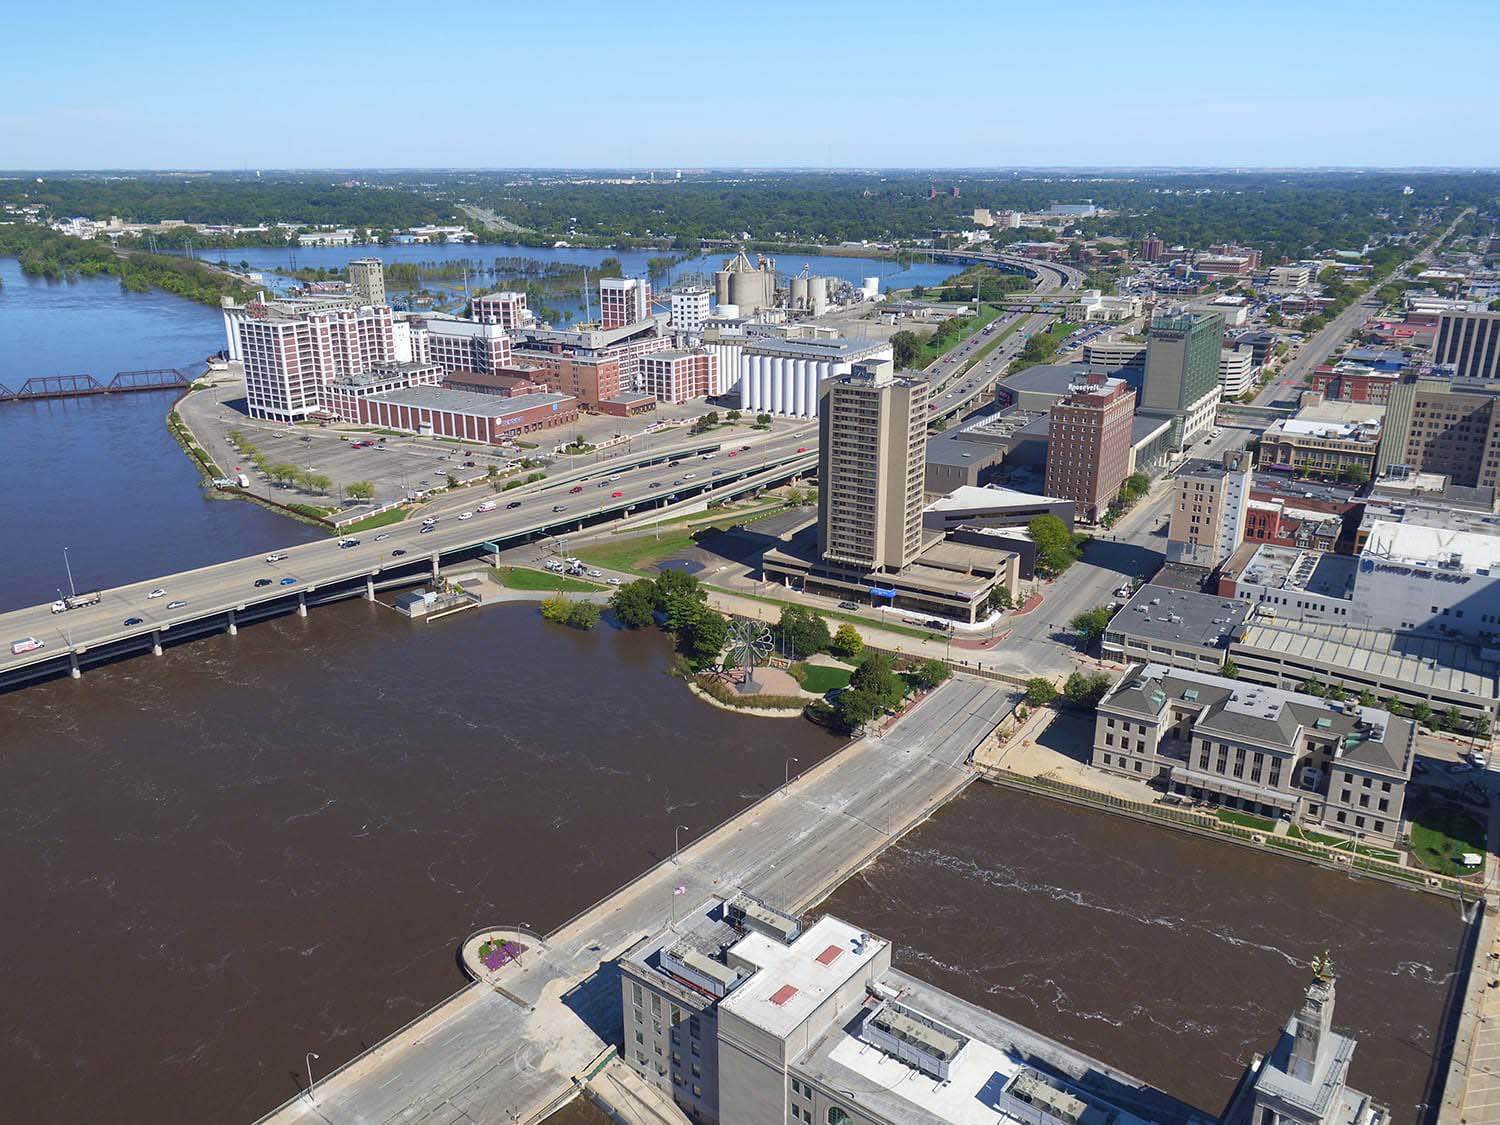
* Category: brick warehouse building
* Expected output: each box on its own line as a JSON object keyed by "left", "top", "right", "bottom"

{"left": 640, "top": 350, "right": 718, "bottom": 404}
{"left": 355, "top": 386, "right": 577, "bottom": 442}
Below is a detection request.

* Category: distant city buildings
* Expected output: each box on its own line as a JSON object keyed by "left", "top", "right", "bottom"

{"left": 347, "top": 258, "right": 386, "bottom": 307}
{"left": 471, "top": 291, "right": 532, "bottom": 332}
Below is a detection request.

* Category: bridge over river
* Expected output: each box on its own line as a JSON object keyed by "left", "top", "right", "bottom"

{"left": 0, "top": 432, "right": 816, "bottom": 691}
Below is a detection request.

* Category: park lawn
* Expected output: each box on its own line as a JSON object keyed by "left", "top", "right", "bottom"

{"left": 575, "top": 530, "right": 700, "bottom": 575}
{"left": 1287, "top": 825, "right": 1402, "bottom": 861}
{"left": 792, "top": 663, "right": 854, "bottom": 694}
{"left": 1408, "top": 804, "right": 1487, "bottom": 876}
{"left": 336, "top": 507, "right": 409, "bottom": 534}
{"left": 1214, "top": 808, "right": 1276, "bottom": 831}
{"left": 494, "top": 566, "right": 603, "bottom": 593}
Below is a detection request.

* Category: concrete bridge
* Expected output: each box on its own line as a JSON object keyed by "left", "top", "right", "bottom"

{"left": 0, "top": 435, "right": 816, "bottom": 691}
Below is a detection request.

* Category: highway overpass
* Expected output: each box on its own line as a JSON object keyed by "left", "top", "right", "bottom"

{"left": 0, "top": 433, "right": 816, "bottom": 691}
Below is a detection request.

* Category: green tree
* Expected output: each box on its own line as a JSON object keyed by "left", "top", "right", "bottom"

{"left": 1070, "top": 606, "right": 1113, "bottom": 646}
{"left": 908, "top": 659, "right": 951, "bottom": 691}
{"left": 1025, "top": 678, "right": 1058, "bottom": 706}
{"left": 1326, "top": 684, "right": 1348, "bottom": 702}
{"left": 1474, "top": 715, "right": 1492, "bottom": 739}
{"left": 1357, "top": 688, "right": 1376, "bottom": 707}
{"left": 1062, "top": 671, "right": 1112, "bottom": 710}
{"left": 346, "top": 480, "right": 375, "bottom": 502}
{"left": 1028, "top": 515, "right": 1080, "bottom": 576}
{"left": 653, "top": 568, "right": 704, "bottom": 612}
{"left": 610, "top": 579, "right": 658, "bottom": 629}
{"left": 910, "top": 284, "right": 926, "bottom": 299}
{"left": 671, "top": 602, "right": 729, "bottom": 670}
{"left": 565, "top": 601, "right": 601, "bottom": 630}
{"left": 540, "top": 593, "right": 571, "bottom": 623}
{"left": 1302, "top": 679, "right": 1327, "bottom": 697}
{"left": 830, "top": 623, "right": 864, "bottom": 660}
{"left": 989, "top": 586, "right": 1014, "bottom": 613}
{"left": 486, "top": 464, "right": 499, "bottom": 482}
{"left": 269, "top": 463, "right": 298, "bottom": 486}
{"left": 726, "top": 409, "right": 742, "bottom": 422}
{"left": 445, "top": 473, "right": 459, "bottom": 489}
{"left": 835, "top": 686, "right": 886, "bottom": 731}
{"left": 1442, "top": 705, "right": 1463, "bottom": 733}
{"left": 850, "top": 651, "right": 905, "bottom": 711}
{"left": 890, "top": 330, "right": 923, "bottom": 367}
{"left": 1412, "top": 701, "right": 1434, "bottom": 727}
{"left": 779, "top": 605, "right": 831, "bottom": 658}
{"left": 755, "top": 412, "right": 773, "bottom": 428}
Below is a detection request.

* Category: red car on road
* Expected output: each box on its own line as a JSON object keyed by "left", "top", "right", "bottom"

{"left": 569, "top": 485, "right": 584, "bottom": 494}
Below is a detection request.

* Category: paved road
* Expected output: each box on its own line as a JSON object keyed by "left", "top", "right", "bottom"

{"left": 0, "top": 432, "right": 818, "bottom": 678}
{"left": 1253, "top": 207, "right": 1473, "bottom": 408}
{"left": 256, "top": 677, "right": 1016, "bottom": 1125}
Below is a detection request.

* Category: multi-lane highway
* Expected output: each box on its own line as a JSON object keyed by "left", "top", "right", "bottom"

{"left": 0, "top": 429, "right": 818, "bottom": 682}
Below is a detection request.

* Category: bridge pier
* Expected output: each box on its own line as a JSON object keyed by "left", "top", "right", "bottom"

{"left": 430, "top": 554, "right": 440, "bottom": 580}
{"left": 226, "top": 609, "right": 237, "bottom": 636}
{"left": 365, "top": 576, "right": 376, "bottom": 601}
{"left": 297, "top": 592, "right": 308, "bottom": 618}
{"left": 69, "top": 651, "right": 81, "bottom": 680}
{"left": 151, "top": 631, "right": 163, "bottom": 657}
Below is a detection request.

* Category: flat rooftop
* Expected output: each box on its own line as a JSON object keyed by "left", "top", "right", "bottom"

{"left": 1109, "top": 584, "right": 1251, "bottom": 652}
{"left": 925, "top": 485, "right": 1070, "bottom": 513}
{"left": 797, "top": 969, "right": 1209, "bottom": 1125}
{"left": 367, "top": 386, "right": 572, "bottom": 416}
{"left": 1235, "top": 618, "right": 1500, "bottom": 701}
{"left": 1363, "top": 518, "right": 1500, "bottom": 575}
{"left": 1238, "top": 545, "right": 1357, "bottom": 600}
{"left": 741, "top": 335, "right": 886, "bottom": 359}
{"left": 719, "top": 916, "right": 886, "bottom": 1040}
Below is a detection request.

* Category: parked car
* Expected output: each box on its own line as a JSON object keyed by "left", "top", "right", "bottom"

{"left": 588, "top": 569, "right": 603, "bottom": 578}
{"left": 838, "top": 601, "right": 859, "bottom": 610}
{"left": 608, "top": 577, "right": 622, "bottom": 586}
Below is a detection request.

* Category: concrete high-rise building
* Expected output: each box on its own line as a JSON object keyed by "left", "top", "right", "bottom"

{"left": 1218, "top": 343, "right": 1260, "bottom": 399}
{"left": 817, "top": 360, "right": 928, "bottom": 573}
{"left": 1434, "top": 308, "right": 1500, "bottom": 380}
{"left": 639, "top": 349, "right": 717, "bottom": 404}
{"left": 669, "top": 287, "right": 711, "bottom": 342}
{"left": 1167, "top": 450, "right": 1252, "bottom": 568}
{"left": 234, "top": 302, "right": 396, "bottom": 422}
{"left": 471, "top": 291, "right": 530, "bottom": 332}
{"left": 1141, "top": 308, "right": 1225, "bottom": 449}
{"left": 347, "top": 258, "right": 385, "bottom": 307}
{"left": 1377, "top": 372, "right": 1500, "bottom": 487}
{"left": 599, "top": 277, "right": 652, "bottom": 330}
{"left": 1043, "top": 372, "right": 1136, "bottom": 523}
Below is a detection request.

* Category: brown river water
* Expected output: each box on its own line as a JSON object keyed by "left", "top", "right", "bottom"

{"left": 0, "top": 601, "right": 840, "bottom": 1123}
{"left": 819, "top": 784, "right": 1471, "bottom": 1123}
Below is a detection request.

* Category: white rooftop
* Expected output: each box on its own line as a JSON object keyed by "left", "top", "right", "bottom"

{"left": 1363, "top": 519, "right": 1500, "bottom": 574}
{"left": 926, "top": 485, "right": 1070, "bottom": 513}
{"left": 718, "top": 916, "right": 884, "bottom": 1040}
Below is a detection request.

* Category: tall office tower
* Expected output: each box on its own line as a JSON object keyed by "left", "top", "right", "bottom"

{"left": 1043, "top": 372, "right": 1136, "bottom": 523}
{"left": 599, "top": 277, "right": 652, "bottom": 329}
{"left": 817, "top": 360, "right": 929, "bottom": 573}
{"left": 1139, "top": 235, "right": 1164, "bottom": 262}
{"left": 348, "top": 258, "right": 386, "bottom": 307}
{"left": 1434, "top": 309, "right": 1500, "bottom": 380}
{"left": 1376, "top": 372, "right": 1500, "bottom": 487}
{"left": 1141, "top": 308, "right": 1225, "bottom": 449}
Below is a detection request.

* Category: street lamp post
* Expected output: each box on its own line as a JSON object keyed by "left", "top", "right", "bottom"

{"left": 784, "top": 757, "right": 799, "bottom": 795}
{"left": 305, "top": 1052, "right": 320, "bottom": 1103}
{"left": 63, "top": 547, "right": 78, "bottom": 599}
{"left": 674, "top": 824, "right": 689, "bottom": 864}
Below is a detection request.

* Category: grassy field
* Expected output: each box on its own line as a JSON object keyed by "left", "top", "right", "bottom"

{"left": 336, "top": 507, "right": 409, "bottom": 534}
{"left": 575, "top": 530, "right": 700, "bottom": 574}
{"left": 493, "top": 566, "right": 603, "bottom": 593}
{"left": 791, "top": 663, "right": 853, "bottom": 694}
{"left": 1214, "top": 808, "right": 1276, "bottom": 832}
{"left": 1408, "top": 804, "right": 1487, "bottom": 876}
{"left": 1287, "top": 825, "right": 1402, "bottom": 861}
{"left": 710, "top": 586, "right": 947, "bottom": 643}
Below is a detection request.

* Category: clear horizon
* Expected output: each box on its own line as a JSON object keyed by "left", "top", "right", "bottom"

{"left": 6, "top": 0, "right": 1498, "bottom": 168}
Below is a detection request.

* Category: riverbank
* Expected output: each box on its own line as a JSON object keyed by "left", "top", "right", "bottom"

{"left": 254, "top": 678, "right": 1013, "bottom": 1125}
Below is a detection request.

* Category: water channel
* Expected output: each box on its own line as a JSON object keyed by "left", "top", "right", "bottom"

{"left": 819, "top": 784, "right": 1470, "bottom": 1122}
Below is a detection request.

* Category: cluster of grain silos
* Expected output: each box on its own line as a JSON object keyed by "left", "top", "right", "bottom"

{"left": 714, "top": 250, "right": 777, "bottom": 315}
{"left": 784, "top": 268, "right": 831, "bottom": 316}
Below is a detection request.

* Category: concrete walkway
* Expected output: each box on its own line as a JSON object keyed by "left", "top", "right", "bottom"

{"left": 256, "top": 677, "right": 1015, "bottom": 1125}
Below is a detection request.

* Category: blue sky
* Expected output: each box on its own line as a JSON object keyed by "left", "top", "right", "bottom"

{"left": 4, "top": 0, "right": 1496, "bottom": 169}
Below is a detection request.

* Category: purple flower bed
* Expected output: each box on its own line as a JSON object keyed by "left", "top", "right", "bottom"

{"left": 480, "top": 940, "right": 525, "bottom": 971}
